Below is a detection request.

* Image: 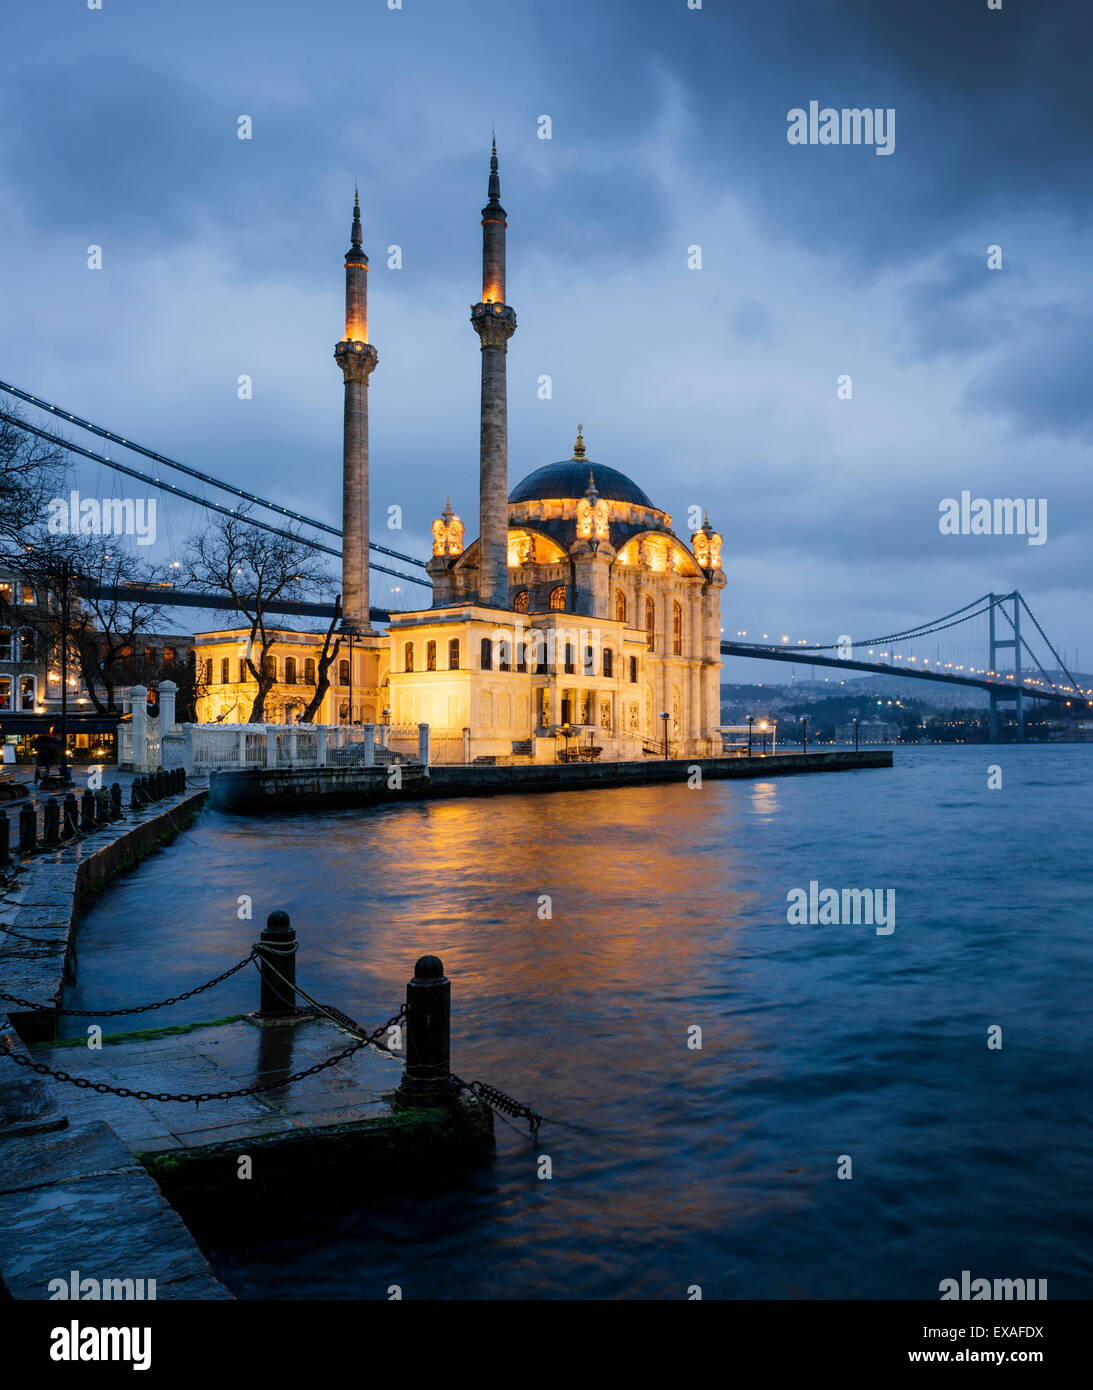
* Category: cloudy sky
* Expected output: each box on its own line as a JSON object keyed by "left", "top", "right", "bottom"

{"left": 1, "top": 0, "right": 1090, "bottom": 674}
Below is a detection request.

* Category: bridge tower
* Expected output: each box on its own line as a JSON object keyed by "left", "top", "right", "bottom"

{"left": 988, "top": 591, "right": 1024, "bottom": 742}
{"left": 334, "top": 189, "right": 378, "bottom": 633}
{"left": 470, "top": 139, "right": 517, "bottom": 608}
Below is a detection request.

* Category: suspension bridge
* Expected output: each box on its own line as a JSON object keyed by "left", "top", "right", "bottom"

{"left": 2, "top": 379, "right": 1088, "bottom": 741}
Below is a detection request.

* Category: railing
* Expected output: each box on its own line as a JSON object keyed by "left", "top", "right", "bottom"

{"left": 181, "top": 722, "right": 430, "bottom": 774}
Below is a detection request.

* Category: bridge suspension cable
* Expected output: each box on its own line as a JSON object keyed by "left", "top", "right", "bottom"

{"left": 756, "top": 594, "right": 994, "bottom": 653}
{"left": 0, "top": 378, "right": 428, "bottom": 570}
{"left": 0, "top": 411, "right": 429, "bottom": 590}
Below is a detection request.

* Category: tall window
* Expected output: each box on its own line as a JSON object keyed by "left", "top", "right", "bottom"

{"left": 516, "top": 638, "right": 527, "bottom": 673}
{"left": 603, "top": 647, "right": 614, "bottom": 678}
{"left": 480, "top": 637, "right": 493, "bottom": 670}
{"left": 549, "top": 585, "right": 566, "bottom": 611}
{"left": 284, "top": 657, "right": 297, "bottom": 685}
{"left": 262, "top": 655, "right": 277, "bottom": 679}
{"left": 0, "top": 676, "right": 10, "bottom": 710}
{"left": 629, "top": 655, "right": 638, "bottom": 683}
{"left": 615, "top": 589, "right": 627, "bottom": 624}
{"left": 644, "top": 596, "right": 656, "bottom": 650}
{"left": 513, "top": 590, "right": 530, "bottom": 613}
{"left": 672, "top": 601, "right": 682, "bottom": 655}
{"left": 18, "top": 629, "right": 36, "bottom": 661}
{"left": 403, "top": 642, "right": 414, "bottom": 673}
{"left": 162, "top": 647, "right": 176, "bottom": 665}
{"left": 338, "top": 657, "right": 350, "bottom": 685}
{"left": 583, "top": 644, "right": 595, "bottom": 675}
{"left": 426, "top": 640, "right": 437, "bottom": 671}
{"left": 19, "top": 675, "right": 36, "bottom": 711}
{"left": 0, "top": 630, "right": 10, "bottom": 660}
{"left": 530, "top": 631, "right": 547, "bottom": 674}
{"left": 238, "top": 658, "right": 248, "bottom": 682}
{"left": 304, "top": 658, "right": 316, "bottom": 685}
{"left": 20, "top": 585, "right": 35, "bottom": 605}
{"left": 498, "top": 640, "right": 511, "bottom": 672}
{"left": 220, "top": 657, "right": 230, "bottom": 685}
{"left": 448, "top": 638, "right": 460, "bottom": 670}
{"left": 564, "top": 643, "right": 575, "bottom": 675}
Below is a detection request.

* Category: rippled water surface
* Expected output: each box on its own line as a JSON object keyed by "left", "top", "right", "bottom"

{"left": 68, "top": 747, "right": 1093, "bottom": 1299}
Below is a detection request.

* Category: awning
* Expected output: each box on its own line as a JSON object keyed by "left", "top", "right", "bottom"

{"left": 0, "top": 713, "right": 122, "bottom": 735}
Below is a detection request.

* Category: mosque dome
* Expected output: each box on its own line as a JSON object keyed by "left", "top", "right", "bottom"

{"left": 509, "top": 459, "right": 654, "bottom": 509}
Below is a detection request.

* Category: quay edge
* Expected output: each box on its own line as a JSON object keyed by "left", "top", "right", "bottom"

{"left": 208, "top": 748, "right": 893, "bottom": 813}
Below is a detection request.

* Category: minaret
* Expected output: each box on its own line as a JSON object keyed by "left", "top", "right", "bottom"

{"left": 470, "top": 139, "right": 517, "bottom": 607}
{"left": 334, "top": 188, "right": 378, "bottom": 633}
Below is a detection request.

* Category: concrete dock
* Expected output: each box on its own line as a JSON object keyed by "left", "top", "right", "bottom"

{"left": 210, "top": 748, "right": 893, "bottom": 811}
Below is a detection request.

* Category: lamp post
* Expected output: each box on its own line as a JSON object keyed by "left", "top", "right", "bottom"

{"left": 58, "top": 560, "right": 73, "bottom": 788}
{"left": 746, "top": 714, "right": 754, "bottom": 756}
{"left": 853, "top": 717, "right": 860, "bottom": 753}
{"left": 802, "top": 714, "right": 809, "bottom": 753}
{"left": 347, "top": 632, "right": 354, "bottom": 726}
{"left": 758, "top": 719, "right": 768, "bottom": 755}
{"left": 660, "top": 710, "right": 669, "bottom": 760}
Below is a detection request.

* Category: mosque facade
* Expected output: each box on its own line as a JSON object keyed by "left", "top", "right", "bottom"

{"left": 196, "top": 146, "right": 726, "bottom": 761}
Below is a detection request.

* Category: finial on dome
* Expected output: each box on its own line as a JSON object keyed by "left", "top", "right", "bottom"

{"left": 442, "top": 495, "right": 454, "bottom": 521}
{"left": 584, "top": 468, "right": 599, "bottom": 498}
{"left": 572, "top": 424, "right": 586, "bottom": 460}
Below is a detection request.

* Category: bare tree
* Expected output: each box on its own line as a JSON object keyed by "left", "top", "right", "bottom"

{"left": 0, "top": 407, "right": 66, "bottom": 551}
{"left": 298, "top": 596, "right": 343, "bottom": 724}
{"left": 16, "top": 540, "right": 172, "bottom": 713}
{"left": 186, "top": 510, "right": 332, "bottom": 724}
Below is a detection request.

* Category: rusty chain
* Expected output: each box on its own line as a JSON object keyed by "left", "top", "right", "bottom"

{"left": 0, "top": 950, "right": 258, "bottom": 1018}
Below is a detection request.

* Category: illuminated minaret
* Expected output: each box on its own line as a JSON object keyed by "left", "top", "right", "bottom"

{"left": 334, "top": 189, "right": 378, "bottom": 633}
{"left": 470, "top": 139, "right": 517, "bottom": 607}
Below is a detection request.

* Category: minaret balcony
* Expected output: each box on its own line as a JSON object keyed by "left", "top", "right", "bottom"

{"left": 471, "top": 301, "right": 516, "bottom": 324}
{"left": 334, "top": 339, "right": 378, "bottom": 381}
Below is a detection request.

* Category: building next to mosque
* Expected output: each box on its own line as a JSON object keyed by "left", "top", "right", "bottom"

{"left": 195, "top": 145, "right": 726, "bottom": 761}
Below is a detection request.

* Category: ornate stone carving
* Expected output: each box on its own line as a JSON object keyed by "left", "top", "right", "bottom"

{"left": 334, "top": 340, "right": 378, "bottom": 383}
{"left": 431, "top": 499, "right": 464, "bottom": 557}
{"left": 470, "top": 301, "right": 517, "bottom": 349}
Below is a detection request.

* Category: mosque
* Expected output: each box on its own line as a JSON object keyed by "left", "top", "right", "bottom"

{"left": 195, "top": 145, "right": 727, "bottom": 761}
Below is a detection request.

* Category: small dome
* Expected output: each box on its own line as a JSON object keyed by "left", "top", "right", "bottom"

{"left": 509, "top": 460, "right": 654, "bottom": 508}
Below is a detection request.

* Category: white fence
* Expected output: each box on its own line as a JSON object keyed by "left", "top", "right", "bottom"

{"left": 182, "top": 722, "right": 429, "bottom": 774}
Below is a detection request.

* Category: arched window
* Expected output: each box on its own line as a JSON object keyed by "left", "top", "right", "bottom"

{"left": 615, "top": 589, "right": 627, "bottom": 625}
{"left": 549, "top": 585, "right": 567, "bottom": 611}
{"left": 426, "top": 640, "right": 437, "bottom": 671}
{"left": 238, "top": 658, "right": 248, "bottom": 683}
{"left": 448, "top": 638, "right": 460, "bottom": 670}
{"left": 304, "top": 658, "right": 316, "bottom": 685}
{"left": 516, "top": 638, "right": 527, "bottom": 673}
{"left": 262, "top": 654, "right": 277, "bottom": 679}
{"left": 480, "top": 637, "right": 493, "bottom": 670}
{"left": 498, "top": 640, "right": 511, "bottom": 672}
{"left": 583, "top": 644, "right": 595, "bottom": 675}
{"left": 564, "top": 643, "right": 575, "bottom": 674}
{"left": 603, "top": 647, "right": 614, "bottom": 678}
{"left": 403, "top": 643, "right": 414, "bottom": 673}
{"left": 220, "top": 657, "right": 229, "bottom": 685}
{"left": 644, "top": 596, "right": 656, "bottom": 649}
{"left": 513, "top": 590, "right": 530, "bottom": 613}
{"left": 284, "top": 657, "right": 297, "bottom": 685}
{"left": 672, "top": 601, "right": 682, "bottom": 655}
{"left": 18, "top": 628, "right": 36, "bottom": 661}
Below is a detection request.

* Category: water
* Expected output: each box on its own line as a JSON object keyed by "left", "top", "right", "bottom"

{"left": 67, "top": 747, "right": 1093, "bottom": 1299}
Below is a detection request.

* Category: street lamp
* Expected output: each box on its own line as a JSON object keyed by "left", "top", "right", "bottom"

{"left": 853, "top": 717, "right": 860, "bottom": 753}
{"left": 746, "top": 714, "right": 754, "bottom": 756}
{"left": 660, "top": 710, "right": 670, "bottom": 760}
{"left": 758, "top": 719, "right": 769, "bottom": 755}
{"left": 802, "top": 714, "right": 809, "bottom": 753}
{"left": 57, "top": 560, "right": 74, "bottom": 787}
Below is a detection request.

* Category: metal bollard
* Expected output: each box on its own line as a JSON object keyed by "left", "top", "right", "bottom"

{"left": 80, "top": 789, "right": 96, "bottom": 831}
{"left": 62, "top": 793, "right": 79, "bottom": 839}
{"left": 130, "top": 778, "right": 143, "bottom": 810}
{"left": 110, "top": 783, "right": 123, "bottom": 818}
{"left": 0, "top": 813, "right": 10, "bottom": 867}
{"left": 256, "top": 911, "right": 299, "bottom": 1018}
{"left": 18, "top": 803, "right": 37, "bottom": 854}
{"left": 94, "top": 790, "right": 109, "bottom": 826}
{"left": 397, "top": 954, "right": 457, "bottom": 1105}
{"left": 43, "top": 797, "right": 61, "bottom": 846}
